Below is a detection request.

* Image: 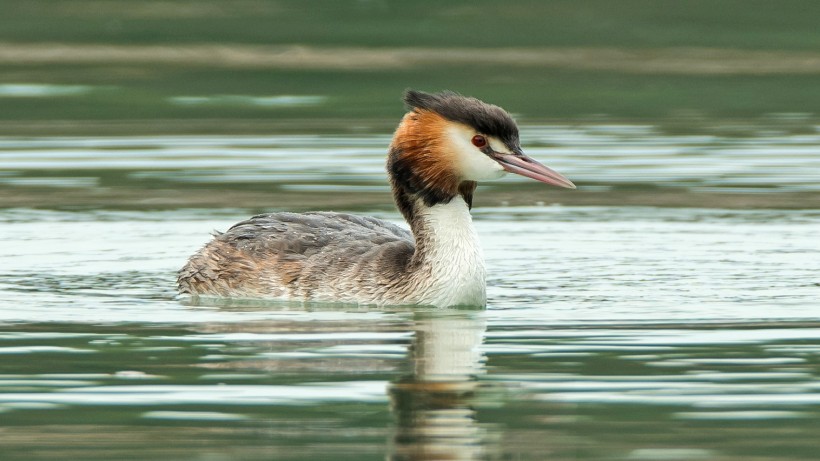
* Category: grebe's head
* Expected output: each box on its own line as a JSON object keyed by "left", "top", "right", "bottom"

{"left": 388, "top": 90, "right": 575, "bottom": 207}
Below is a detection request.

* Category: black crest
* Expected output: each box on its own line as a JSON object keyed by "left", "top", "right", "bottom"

{"left": 404, "top": 90, "right": 520, "bottom": 148}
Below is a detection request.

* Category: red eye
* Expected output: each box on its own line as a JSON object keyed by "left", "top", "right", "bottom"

{"left": 471, "top": 135, "right": 487, "bottom": 148}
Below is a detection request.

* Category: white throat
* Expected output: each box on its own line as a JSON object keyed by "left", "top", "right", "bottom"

{"left": 414, "top": 196, "right": 487, "bottom": 307}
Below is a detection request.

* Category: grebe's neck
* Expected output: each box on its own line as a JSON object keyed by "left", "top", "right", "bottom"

{"left": 402, "top": 192, "right": 487, "bottom": 307}
{"left": 385, "top": 112, "right": 487, "bottom": 306}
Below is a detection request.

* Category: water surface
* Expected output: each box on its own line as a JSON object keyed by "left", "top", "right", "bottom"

{"left": 2, "top": 125, "right": 820, "bottom": 209}
{"left": 1, "top": 127, "right": 819, "bottom": 460}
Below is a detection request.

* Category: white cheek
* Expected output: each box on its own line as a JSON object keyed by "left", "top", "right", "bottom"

{"left": 461, "top": 152, "right": 506, "bottom": 181}
{"left": 446, "top": 126, "right": 507, "bottom": 181}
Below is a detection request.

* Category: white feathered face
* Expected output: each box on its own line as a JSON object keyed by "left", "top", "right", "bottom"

{"left": 443, "top": 121, "right": 576, "bottom": 188}
{"left": 444, "top": 123, "right": 508, "bottom": 182}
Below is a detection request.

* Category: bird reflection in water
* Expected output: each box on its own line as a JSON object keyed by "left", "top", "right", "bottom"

{"left": 185, "top": 300, "right": 500, "bottom": 459}
{"left": 389, "top": 311, "right": 495, "bottom": 461}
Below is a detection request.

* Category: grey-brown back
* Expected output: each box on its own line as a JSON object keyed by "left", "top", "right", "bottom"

{"left": 177, "top": 212, "right": 416, "bottom": 301}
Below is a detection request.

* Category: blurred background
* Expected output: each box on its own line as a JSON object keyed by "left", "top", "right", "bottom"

{"left": 2, "top": 0, "right": 820, "bottom": 209}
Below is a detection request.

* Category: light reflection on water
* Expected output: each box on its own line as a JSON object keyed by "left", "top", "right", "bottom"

{"left": 1, "top": 125, "right": 819, "bottom": 460}
{"left": 1, "top": 125, "right": 820, "bottom": 194}
{"left": 0, "top": 204, "right": 818, "bottom": 460}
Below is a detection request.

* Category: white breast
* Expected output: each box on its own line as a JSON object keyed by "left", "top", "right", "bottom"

{"left": 414, "top": 197, "right": 487, "bottom": 307}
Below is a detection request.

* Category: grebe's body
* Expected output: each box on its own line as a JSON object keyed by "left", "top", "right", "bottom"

{"left": 178, "top": 90, "right": 574, "bottom": 307}
{"left": 178, "top": 199, "right": 485, "bottom": 306}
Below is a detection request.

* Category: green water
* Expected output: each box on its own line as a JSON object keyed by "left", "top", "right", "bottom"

{"left": 2, "top": 2, "right": 820, "bottom": 459}
{"left": 1, "top": 204, "right": 819, "bottom": 461}
{"left": 1, "top": 130, "right": 819, "bottom": 459}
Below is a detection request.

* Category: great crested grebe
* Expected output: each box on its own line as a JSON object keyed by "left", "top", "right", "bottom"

{"left": 178, "top": 90, "right": 575, "bottom": 307}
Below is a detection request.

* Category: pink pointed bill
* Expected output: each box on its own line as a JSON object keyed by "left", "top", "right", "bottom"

{"left": 493, "top": 152, "right": 576, "bottom": 189}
